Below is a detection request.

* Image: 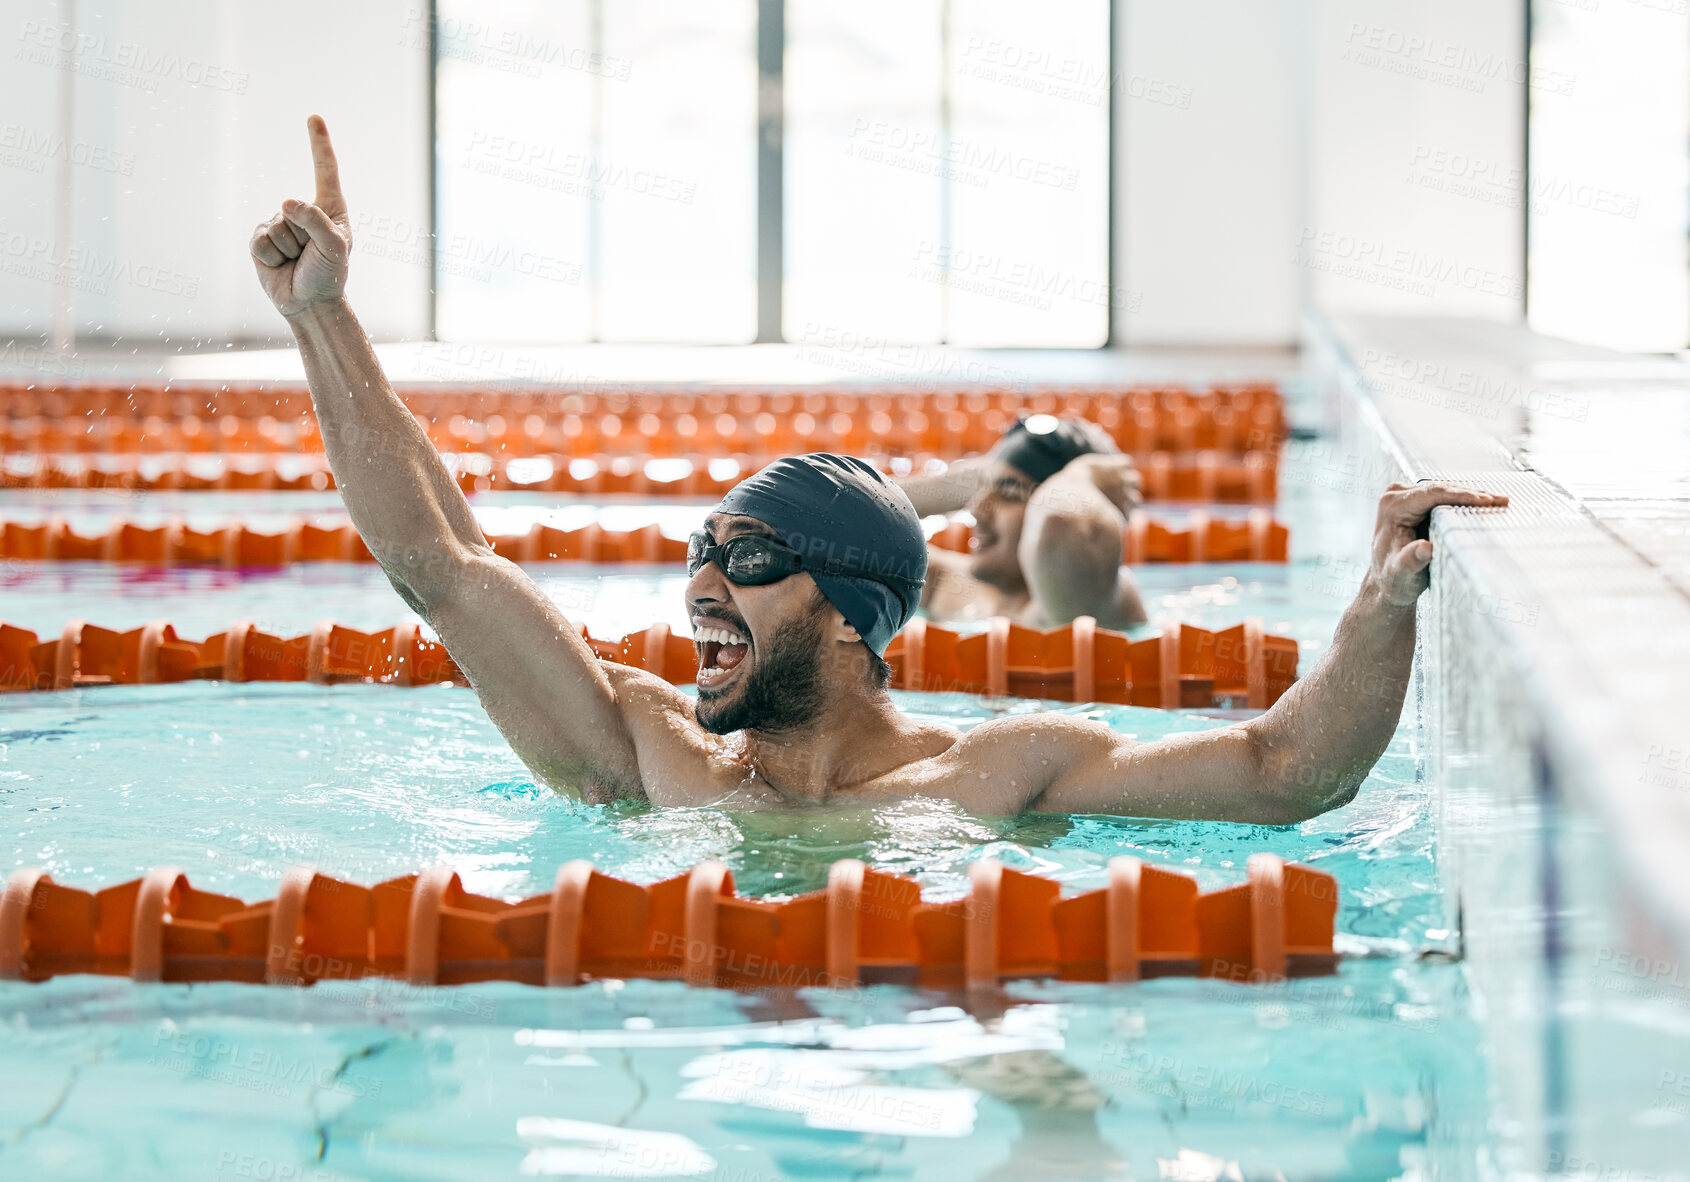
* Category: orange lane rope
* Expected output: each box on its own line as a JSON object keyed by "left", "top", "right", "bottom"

{"left": 0, "top": 509, "right": 1289, "bottom": 567}
{"left": 0, "top": 449, "right": 1280, "bottom": 502}
{"left": 2, "top": 411, "right": 1287, "bottom": 462}
{"left": 1, "top": 383, "right": 1285, "bottom": 459}
{"left": 927, "top": 510, "right": 1288, "bottom": 564}
{"left": 0, "top": 854, "right": 1337, "bottom": 990}
{"left": 0, "top": 615, "right": 1299, "bottom": 709}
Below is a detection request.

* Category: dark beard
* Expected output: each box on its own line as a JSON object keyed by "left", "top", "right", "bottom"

{"left": 695, "top": 609, "right": 827, "bottom": 735}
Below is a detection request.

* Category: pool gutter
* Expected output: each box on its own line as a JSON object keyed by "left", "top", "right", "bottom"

{"left": 1306, "top": 310, "right": 1690, "bottom": 1172}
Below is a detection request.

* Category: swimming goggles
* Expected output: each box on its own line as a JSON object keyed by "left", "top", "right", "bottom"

{"left": 686, "top": 531, "right": 922, "bottom": 594}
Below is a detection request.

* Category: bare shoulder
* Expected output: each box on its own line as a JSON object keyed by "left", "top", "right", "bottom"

{"left": 597, "top": 661, "right": 756, "bottom": 806}
{"left": 911, "top": 713, "right": 1128, "bottom": 812}
{"left": 600, "top": 659, "right": 698, "bottom": 714}
{"left": 599, "top": 661, "right": 714, "bottom": 755}
{"left": 952, "top": 712, "right": 1126, "bottom": 759}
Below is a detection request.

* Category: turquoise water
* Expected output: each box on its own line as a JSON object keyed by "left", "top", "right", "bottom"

{"left": 0, "top": 475, "right": 1496, "bottom": 1179}
{"left": 0, "top": 684, "right": 1434, "bottom": 947}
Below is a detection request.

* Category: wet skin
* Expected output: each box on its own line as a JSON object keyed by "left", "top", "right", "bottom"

{"left": 252, "top": 115, "right": 1510, "bottom": 823}
{"left": 916, "top": 456, "right": 1149, "bottom": 630}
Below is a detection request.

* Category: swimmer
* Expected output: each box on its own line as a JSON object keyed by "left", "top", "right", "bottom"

{"left": 252, "top": 116, "right": 1508, "bottom": 822}
{"left": 899, "top": 415, "right": 1149, "bottom": 628}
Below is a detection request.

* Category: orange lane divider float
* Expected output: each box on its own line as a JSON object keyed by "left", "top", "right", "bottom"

{"left": 929, "top": 509, "right": 1288, "bottom": 564}
{"left": 0, "top": 450, "right": 1280, "bottom": 503}
{"left": 0, "top": 509, "right": 1290, "bottom": 567}
{"left": 885, "top": 617, "right": 1297, "bottom": 708}
{"left": 0, "top": 383, "right": 1286, "bottom": 459}
{"left": 0, "top": 516, "right": 678, "bottom": 567}
{"left": 0, "top": 615, "right": 1298, "bottom": 709}
{"left": 1, "top": 408, "right": 1287, "bottom": 463}
{"left": 0, "top": 854, "right": 1336, "bottom": 989}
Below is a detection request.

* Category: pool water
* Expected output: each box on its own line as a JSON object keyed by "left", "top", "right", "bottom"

{"left": 2, "top": 492, "right": 1351, "bottom": 654}
{"left": 0, "top": 684, "right": 1435, "bottom": 942}
{"left": 0, "top": 473, "right": 1496, "bottom": 1180}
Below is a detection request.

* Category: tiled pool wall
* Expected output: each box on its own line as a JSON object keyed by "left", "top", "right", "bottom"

{"left": 1306, "top": 317, "right": 1690, "bottom": 1180}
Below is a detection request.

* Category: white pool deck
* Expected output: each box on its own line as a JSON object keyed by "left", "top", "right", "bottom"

{"left": 1305, "top": 315, "right": 1690, "bottom": 1172}
{"left": 1311, "top": 315, "right": 1690, "bottom": 954}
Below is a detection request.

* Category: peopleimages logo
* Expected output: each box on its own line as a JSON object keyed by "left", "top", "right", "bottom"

{"left": 400, "top": 8, "right": 633, "bottom": 80}
{"left": 1360, "top": 346, "right": 1590, "bottom": 424}
{"left": 910, "top": 241, "right": 1135, "bottom": 312}
{"left": 846, "top": 118, "right": 1081, "bottom": 191}
{"left": 795, "top": 323, "right": 1034, "bottom": 391}
{"left": 149, "top": 1028, "right": 383, "bottom": 1099}
{"left": 777, "top": 529, "right": 925, "bottom": 586}
{"left": 956, "top": 37, "right": 1194, "bottom": 110}
{"left": 0, "top": 233, "right": 200, "bottom": 299}
{"left": 1405, "top": 146, "right": 1642, "bottom": 221}
{"left": 460, "top": 131, "right": 697, "bottom": 205}
{"left": 1341, "top": 23, "right": 1576, "bottom": 96}
{"left": 351, "top": 212, "right": 583, "bottom": 287}
{"left": 1294, "top": 227, "right": 1522, "bottom": 301}
{"left": 1096, "top": 1043, "right": 1329, "bottom": 1114}
{"left": 17, "top": 20, "right": 250, "bottom": 94}
{"left": 0, "top": 124, "right": 135, "bottom": 175}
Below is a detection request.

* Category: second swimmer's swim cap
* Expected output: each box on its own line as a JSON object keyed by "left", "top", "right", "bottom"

{"left": 995, "top": 414, "right": 1116, "bottom": 484}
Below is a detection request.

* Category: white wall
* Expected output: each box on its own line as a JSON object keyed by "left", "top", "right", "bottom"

{"left": 1527, "top": 0, "right": 1690, "bottom": 352}
{"left": 1113, "top": 0, "right": 1527, "bottom": 345}
{"left": 3, "top": 0, "right": 1536, "bottom": 349}
{"left": 1302, "top": 0, "right": 1525, "bottom": 321}
{"left": 0, "top": 0, "right": 64, "bottom": 340}
{"left": 1113, "top": 0, "right": 1303, "bottom": 346}
{"left": 0, "top": 0, "right": 430, "bottom": 343}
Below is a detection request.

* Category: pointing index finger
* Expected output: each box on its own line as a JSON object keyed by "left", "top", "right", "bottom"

{"left": 307, "top": 114, "right": 344, "bottom": 214}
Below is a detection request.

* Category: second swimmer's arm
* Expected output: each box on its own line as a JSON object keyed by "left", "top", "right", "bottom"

{"left": 895, "top": 457, "right": 987, "bottom": 518}
{"left": 1019, "top": 455, "right": 1144, "bottom": 627}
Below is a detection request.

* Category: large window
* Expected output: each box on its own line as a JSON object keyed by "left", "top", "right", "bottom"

{"left": 1527, "top": 0, "right": 1690, "bottom": 351}
{"left": 433, "top": 0, "right": 1109, "bottom": 346}
{"left": 434, "top": 0, "right": 756, "bottom": 343}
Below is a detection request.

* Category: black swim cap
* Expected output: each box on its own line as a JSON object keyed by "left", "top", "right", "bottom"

{"left": 714, "top": 454, "right": 926, "bottom": 657}
{"left": 994, "top": 414, "right": 1115, "bottom": 484}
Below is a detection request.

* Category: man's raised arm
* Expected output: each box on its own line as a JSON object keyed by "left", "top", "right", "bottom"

{"left": 1023, "top": 483, "right": 1508, "bottom": 822}
{"left": 1019, "top": 453, "right": 1147, "bottom": 627}
{"left": 249, "top": 116, "right": 645, "bottom": 798}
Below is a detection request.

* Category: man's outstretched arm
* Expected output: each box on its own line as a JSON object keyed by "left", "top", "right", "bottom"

{"left": 250, "top": 116, "right": 646, "bottom": 798}
{"left": 1016, "top": 483, "right": 1508, "bottom": 822}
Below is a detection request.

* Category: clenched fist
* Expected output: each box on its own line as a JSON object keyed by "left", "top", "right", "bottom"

{"left": 251, "top": 115, "right": 351, "bottom": 318}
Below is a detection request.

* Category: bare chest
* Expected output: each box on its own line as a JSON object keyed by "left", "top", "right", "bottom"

{"left": 634, "top": 729, "right": 1028, "bottom": 813}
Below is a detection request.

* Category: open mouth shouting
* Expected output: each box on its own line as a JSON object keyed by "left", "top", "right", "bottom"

{"left": 693, "top": 618, "right": 751, "bottom": 691}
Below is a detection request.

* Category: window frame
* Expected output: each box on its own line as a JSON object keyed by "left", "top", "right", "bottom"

{"left": 426, "top": 0, "right": 1118, "bottom": 348}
